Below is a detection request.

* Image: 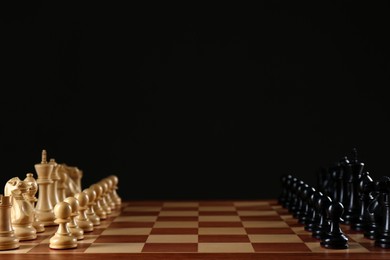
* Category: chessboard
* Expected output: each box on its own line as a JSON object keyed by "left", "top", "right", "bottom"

{"left": 1, "top": 199, "right": 389, "bottom": 260}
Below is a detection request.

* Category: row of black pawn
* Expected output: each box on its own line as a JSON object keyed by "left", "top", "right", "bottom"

{"left": 278, "top": 175, "right": 349, "bottom": 249}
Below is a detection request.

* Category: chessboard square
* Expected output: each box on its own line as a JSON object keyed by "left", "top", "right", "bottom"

{"left": 146, "top": 235, "right": 198, "bottom": 243}
{"left": 305, "top": 242, "right": 370, "bottom": 253}
{"left": 199, "top": 216, "right": 241, "bottom": 222}
{"left": 199, "top": 227, "right": 247, "bottom": 235}
{"left": 162, "top": 207, "right": 198, "bottom": 211}
{"left": 0, "top": 244, "right": 38, "bottom": 254}
{"left": 249, "top": 234, "right": 303, "bottom": 243}
{"left": 199, "top": 221, "right": 243, "bottom": 227}
{"left": 291, "top": 226, "right": 308, "bottom": 234}
{"left": 79, "top": 235, "right": 101, "bottom": 244}
{"left": 198, "top": 206, "right": 236, "bottom": 211}
{"left": 199, "top": 235, "right": 250, "bottom": 243}
{"left": 285, "top": 220, "right": 304, "bottom": 227}
{"left": 21, "top": 234, "right": 51, "bottom": 243}
{"left": 94, "top": 235, "right": 148, "bottom": 243}
{"left": 85, "top": 243, "right": 144, "bottom": 253}
{"left": 93, "top": 222, "right": 111, "bottom": 229}
{"left": 151, "top": 228, "right": 198, "bottom": 234}
{"left": 242, "top": 221, "right": 289, "bottom": 228}
{"left": 101, "top": 228, "right": 152, "bottom": 235}
{"left": 199, "top": 211, "right": 238, "bottom": 216}
{"left": 159, "top": 211, "right": 198, "bottom": 216}
{"left": 108, "top": 222, "right": 154, "bottom": 228}
{"left": 237, "top": 210, "right": 278, "bottom": 216}
{"left": 142, "top": 243, "right": 198, "bottom": 252}
{"left": 198, "top": 201, "right": 234, "bottom": 206}
{"left": 153, "top": 221, "right": 198, "bottom": 228}
{"left": 245, "top": 228, "right": 295, "bottom": 234}
{"left": 280, "top": 215, "right": 294, "bottom": 220}
{"left": 86, "top": 227, "right": 106, "bottom": 235}
{"left": 252, "top": 242, "right": 311, "bottom": 252}
{"left": 157, "top": 216, "right": 198, "bottom": 222}
{"left": 163, "top": 202, "right": 199, "bottom": 207}
{"left": 113, "top": 216, "right": 157, "bottom": 222}
{"left": 123, "top": 206, "right": 162, "bottom": 212}
{"left": 359, "top": 242, "right": 389, "bottom": 252}
{"left": 233, "top": 201, "right": 269, "bottom": 207}
{"left": 236, "top": 206, "right": 273, "bottom": 210}
{"left": 126, "top": 201, "right": 163, "bottom": 206}
{"left": 240, "top": 216, "right": 283, "bottom": 221}
{"left": 198, "top": 242, "right": 254, "bottom": 252}
{"left": 121, "top": 211, "right": 160, "bottom": 216}
{"left": 297, "top": 234, "right": 320, "bottom": 243}
{"left": 347, "top": 234, "right": 374, "bottom": 243}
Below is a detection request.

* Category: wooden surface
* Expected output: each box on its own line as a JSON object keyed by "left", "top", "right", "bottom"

{"left": 1, "top": 199, "right": 390, "bottom": 260}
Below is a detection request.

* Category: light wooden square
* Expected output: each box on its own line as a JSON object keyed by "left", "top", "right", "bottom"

{"left": 305, "top": 242, "right": 370, "bottom": 253}
{"left": 101, "top": 228, "right": 152, "bottom": 235}
{"left": 153, "top": 221, "right": 198, "bottom": 228}
{"left": 199, "top": 227, "right": 247, "bottom": 235}
{"left": 146, "top": 235, "right": 198, "bottom": 243}
{"left": 242, "top": 221, "right": 289, "bottom": 228}
{"left": 249, "top": 234, "right": 303, "bottom": 243}
{"left": 199, "top": 243, "right": 254, "bottom": 252}
{"left": 84, "top": 243, "right": 144, "bottom": 253}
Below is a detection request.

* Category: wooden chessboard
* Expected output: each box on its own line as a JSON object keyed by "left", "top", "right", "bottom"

{"left": 1, "top": 199, "right": 389, "bottom": 260}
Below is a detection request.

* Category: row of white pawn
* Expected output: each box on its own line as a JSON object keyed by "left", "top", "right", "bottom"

{"left": 50, "top": 175, "right": 122, "bottom": 249}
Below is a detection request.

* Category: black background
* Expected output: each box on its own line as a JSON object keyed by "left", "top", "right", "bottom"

{"left": 1, "top": 2, "right": 389, "bottom": 200}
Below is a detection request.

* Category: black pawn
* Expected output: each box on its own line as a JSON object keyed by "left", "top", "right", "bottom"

{"left": 320, "top": 201, "right": 349, "bottom": 249}
{"left": 312, "top": 195, "right": 332, "bottom": 239}
{"left": 278, "top": 174, "right": 292, "bottom": 206}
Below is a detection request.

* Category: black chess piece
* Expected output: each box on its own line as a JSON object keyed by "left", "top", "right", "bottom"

{"left": 364, "top": 185, "right": 380, "bottom": 240}
{"left": 352, "top": 171, "right": 373, "bottom": 231}
{"left": 293, "top": 182, "right": 309, "bottom": 221}
{"left": 289, "top": 179, "right": 304, "bottom": 215}
{"left": 330, "top": 156, "right": 349, "bottom": 203}
{"left": 312, "top": 195, "right": 332, "bottom": 239}
{"left": 278, "top": 174, "right": 292, "bottom": 206}
{"left": 320, "top": 201, "right": 349, "bottom": 249}
{"left": 305, "top": 190, "right": 322, "bottom": 232}
{"left": 343, "top": 148, "right": 364, "bottom": 225}
{"left": 374, "top": 176, "right": 390, "bottom": 248}
{"left": 299, "top": 185, "right": 315, "bottom": 225}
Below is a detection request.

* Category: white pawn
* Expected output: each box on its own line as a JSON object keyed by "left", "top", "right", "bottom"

{"left": 98, "top": 181, "right": 112, "bottom": 215}
{"left": 109, "top": 175, "right": 121, "bottom": 208}
{"left": 91, "top": 184, "right": 107, "bottom": 220}
{"left": 63, "top": 197, "right": 84, "bottom": 240}
{"left": 0, "top": 195, "right": 20, "bottom": 251}
{"left": 49, "top": 201, "right": 77, "bottom": 249}
{"left": 74, "top": 192, "right": 93, "bottom": 232}
{"left": 83, "top": 188, "right": 100, "bottom": 226}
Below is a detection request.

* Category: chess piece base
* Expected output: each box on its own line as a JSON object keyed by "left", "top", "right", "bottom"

{"left": 0, "top": 234, "right": 20, "bottom": 251}
{"left": 49, "top": 234, "right": 77, "bottom": 249}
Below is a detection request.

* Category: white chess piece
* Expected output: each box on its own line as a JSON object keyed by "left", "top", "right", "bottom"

{"left": 49, "top": 201, "right": 77, "bottom": 249}
{"left": 0, "top": 195, "right": 20, "bottom": 250}
{"left": 63, "top": 197, "right": 84, "bottom": 240}
{"left": 4, "top": 178, "right": 37, "bottom": 241}
{"left": 74, "top": 192, "right": 94, "bottom": 232}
